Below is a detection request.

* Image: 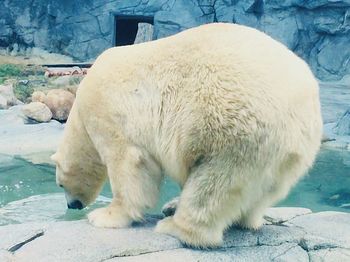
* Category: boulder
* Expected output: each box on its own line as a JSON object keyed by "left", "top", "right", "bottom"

{"left": 0, "top": 94, "right": 7, "bottom": 109}
{"left": 31, "top": 91, "right": 46, "bottom": 103}
{"left": 0, "top": 84, "right": 17, "bottom": 108}
{"left": 44, "top": 89, "right": 75, "bottom": 121}
{"left": 22, "top": 102, "right": 52, "bottom": 123}
{"left": 66, "top": 86, "right": 78, "bottom": 96}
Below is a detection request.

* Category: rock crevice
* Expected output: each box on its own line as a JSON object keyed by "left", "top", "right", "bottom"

{"left": 8, "top": 230, "right": 45, "bottom": 253}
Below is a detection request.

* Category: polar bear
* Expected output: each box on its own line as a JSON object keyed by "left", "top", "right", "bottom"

{"left": 51, "top": 23, "right": 322, "bottom": 247}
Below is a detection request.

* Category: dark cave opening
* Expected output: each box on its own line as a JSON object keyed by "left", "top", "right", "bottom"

{"left": 113, "top": 15, "right": 154, "bottom": 46}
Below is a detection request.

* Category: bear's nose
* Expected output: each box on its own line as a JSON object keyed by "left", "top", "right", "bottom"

{"left": 67, "top": 200, "right": 84, "bottom": 210}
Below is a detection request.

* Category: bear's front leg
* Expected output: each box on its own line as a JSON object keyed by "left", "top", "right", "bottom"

{"left": 88, "top": 146, "right": 162, "bottom": 228}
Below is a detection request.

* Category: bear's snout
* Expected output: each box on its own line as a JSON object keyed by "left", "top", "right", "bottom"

{"left": 67, "top": 200, "right": 84, "bottom": 210}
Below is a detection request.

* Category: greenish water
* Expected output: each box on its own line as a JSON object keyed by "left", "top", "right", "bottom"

{"left": 278, "top": 148, "right": 350, "bottom": 211}
{"left": 0, "top": 148, "right": 349, "bottom": 225}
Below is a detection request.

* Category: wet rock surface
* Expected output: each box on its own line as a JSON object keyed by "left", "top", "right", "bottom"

{"left": 0, "top": 208, "right": 349, "bottom": 262}
{"left": 0, "top": 193, "right": 112, "bottom": 226}
{"left": 0, "top": 105, "right": 64, "bottom": 163}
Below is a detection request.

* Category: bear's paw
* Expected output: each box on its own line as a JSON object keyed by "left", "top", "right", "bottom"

{"left": 155, "top": 216, "right": 222, "bottom": 248}
{"left": 88, "top": 206, "right": 131, "bottom": 228}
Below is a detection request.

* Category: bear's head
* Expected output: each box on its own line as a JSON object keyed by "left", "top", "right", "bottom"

{"left": 51, "top": 152, "right": 107, "bottom": 209}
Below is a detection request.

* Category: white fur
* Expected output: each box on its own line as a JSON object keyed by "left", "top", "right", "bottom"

{"left": 53, "top": 23, "right": 322, "bottom": 248}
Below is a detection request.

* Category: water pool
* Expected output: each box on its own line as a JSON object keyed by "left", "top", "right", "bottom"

{"left": 0, "top": 148, "right": 349, "bottom": 225}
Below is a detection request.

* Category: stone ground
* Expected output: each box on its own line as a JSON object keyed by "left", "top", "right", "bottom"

{"left": 0, "top": 208, "right": 349, "bottom": 262}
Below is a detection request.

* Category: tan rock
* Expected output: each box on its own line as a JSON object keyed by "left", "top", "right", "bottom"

{"left": 22, "top": 102, "right": 53, "bottom": 122}
{"left": 0, "top": 94, "right": 7, "bottom": 109}
{"left": 44, "top": 89, "right": 75, "bottom": 121}
{"left": 66, "top": 86, "right": 78, "bottom": 96}
{"left": 31, "top": 91, "right": 46, "bottom": 103}
{"left": 0, "top": 84, "right": 17, "bottom": 107}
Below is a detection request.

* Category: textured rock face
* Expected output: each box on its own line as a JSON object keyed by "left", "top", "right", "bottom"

{"left": 333, "top": 109, "right": 350, "bottom": 136}
{"left": 0, "top": 208, "right": 349, "bottom": 262}
{"left": 0, "top": 0, "right": 349, "bottom": 81}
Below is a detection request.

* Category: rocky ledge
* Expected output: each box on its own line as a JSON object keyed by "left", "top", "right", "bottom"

{"left": 0, "top": 105, "right": 64, "bottom": 164}
{"left": 0, "top": 208, "right": 349, "bottom": 262}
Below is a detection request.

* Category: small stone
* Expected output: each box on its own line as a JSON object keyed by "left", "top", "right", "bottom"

{"left": 22, "top": 102, "right": 52, "bottom": 122}
{"left": 330, "top": 194, "right": 340, "bottom": 200}
{"left": 44, "top": 89, "right": 75, "bottom": 121}
{"left": 18, "top": 80, "right": 29, "bottom": 85}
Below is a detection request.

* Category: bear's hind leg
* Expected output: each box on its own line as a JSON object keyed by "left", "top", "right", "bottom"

{"left": 239, "top": 183, "right": 292, "bottom": 230}
{"left": 239, "top": 153, "right": 307, "bottom": 229}
{"left": 88, "top": 146, "right": 162, "bottom": 228}
{"left": 156, "top": 161, "right": 243, "bottom": 247}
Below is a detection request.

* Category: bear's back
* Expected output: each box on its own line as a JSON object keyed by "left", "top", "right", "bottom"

{"left": 79, "top": 23, "right": 321, "bottom": 175}
{"left": 91, "top": 22, "right": 317, "bottom": 105}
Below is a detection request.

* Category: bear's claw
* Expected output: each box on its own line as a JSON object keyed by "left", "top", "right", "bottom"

{"left": 161, "top": 197, "right": 179, "bottom": 217}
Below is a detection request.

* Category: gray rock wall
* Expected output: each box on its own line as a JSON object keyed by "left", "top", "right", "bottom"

{"left": 0, "top": 0, "right": 349, "bottom": 81}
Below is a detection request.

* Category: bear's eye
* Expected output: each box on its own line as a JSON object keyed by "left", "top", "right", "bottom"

{"left": 59, "top": 184, "right": 64, "bottom": 188}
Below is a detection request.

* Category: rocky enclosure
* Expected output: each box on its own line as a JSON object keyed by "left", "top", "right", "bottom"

{"left": 0, "top": 0, "right": 349, "bottom": 81}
